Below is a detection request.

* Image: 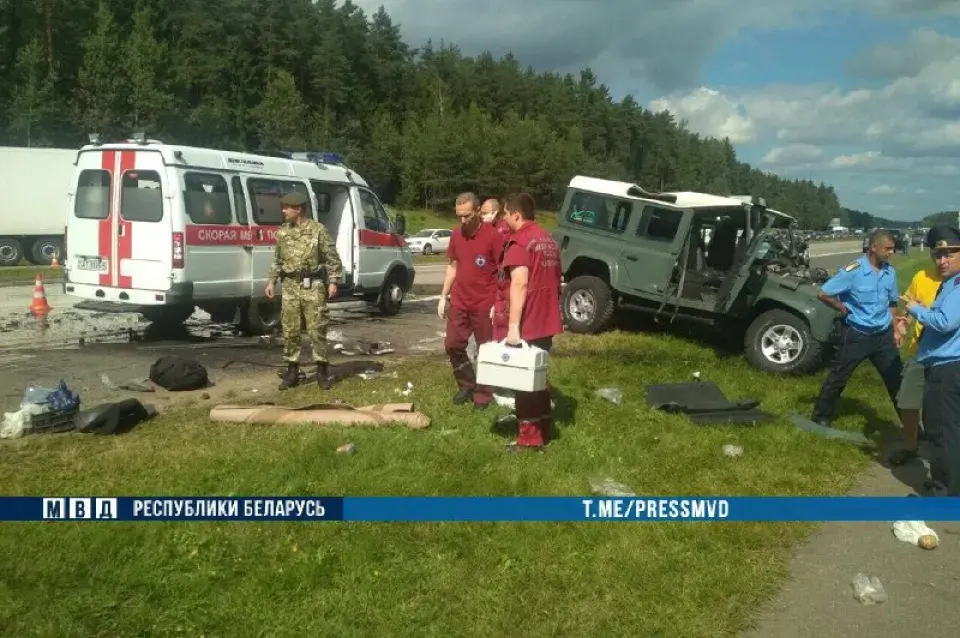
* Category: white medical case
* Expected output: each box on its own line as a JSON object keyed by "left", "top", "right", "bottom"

{"left": 475, "top": 340, "right": 549, "bottom": 392}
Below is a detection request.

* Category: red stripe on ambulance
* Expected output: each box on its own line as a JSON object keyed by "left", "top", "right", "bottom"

{"left": 359, "top": 229, "right": 405, "bottom": 247}
{"left": 116, "top": 150, "right": 135, "bottom": 288}
{"left": 98, "top": 150, "right": 115, "bottom": 287}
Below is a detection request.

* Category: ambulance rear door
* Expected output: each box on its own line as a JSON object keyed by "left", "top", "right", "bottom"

{"left": 68, "top": 146, "right": 172, "bottom": 292}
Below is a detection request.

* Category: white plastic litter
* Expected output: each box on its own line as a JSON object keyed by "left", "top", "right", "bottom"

{"left": 722, "top": 444, "right": 743, "bottom": 457}
{"left": 852, "top": 573, "right": 888, "bottom": 605}
{"left": 589, "top": 476, "right": 635, "bottom": 497}
{"left": 1, "top": 409, "right": 29, "bottom": 439}
{"left": 596, "top": 387, "right": 622, "bottom": 404}
{"left": 893, "top": 520, "right": 939, "bottom": 546}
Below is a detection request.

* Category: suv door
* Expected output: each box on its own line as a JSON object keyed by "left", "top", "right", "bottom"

{"left": 621, "top": 203, "right": 692, "bottom": 297}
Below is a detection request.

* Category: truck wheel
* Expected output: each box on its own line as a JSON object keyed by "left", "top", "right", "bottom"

{"left": 744, "top": 309, "right": 823, "bottom": 374}
{"left": 377, "top": 271, "right": 405, "bottom": 316}
{"left": 141, "top": 305, "right": 196, "bottom": 329}
{"left": 0, "top": 238, "right": 23, "bottom": 267}
{"left": 561, "top": 275, "right": 615, "bottom": 334}
{"left": 29, "top": 237, "right": 63, "bottom": 265}
{"left": 242, "top": 299, "right": 282, "bottom": 336}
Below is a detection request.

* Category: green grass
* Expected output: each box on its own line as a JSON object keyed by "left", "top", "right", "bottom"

{"left": 0, "top": 252, "right": 924, "bottom": 637}
{"left": 0, "top": 262, "right": 59, "bottom": 285}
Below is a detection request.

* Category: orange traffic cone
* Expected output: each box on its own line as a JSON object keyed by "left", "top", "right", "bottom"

{"left": 30, "top": 274, "right": 51, "bottom": 318}
{"left": 50, "top": 254, "right": 59, "bottom": 268}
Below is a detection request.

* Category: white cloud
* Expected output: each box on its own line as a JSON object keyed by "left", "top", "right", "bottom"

{"left": 352, "top": 0, "right": 960, "bottom": 92}
{"left": 760, "top": 144, "right": 825, "bottom": 165}
{"left": 648, "top": 28, "right": 960, "bottom": 214}
{"left": 650, "top": 88, "right": 756, "bottom": 143}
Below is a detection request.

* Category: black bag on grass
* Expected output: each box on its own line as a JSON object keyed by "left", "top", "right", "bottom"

{"left": 149, "top": 356, "right": 209, "bottom": 391}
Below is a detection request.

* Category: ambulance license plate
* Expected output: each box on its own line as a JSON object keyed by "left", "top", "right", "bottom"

{"left": 77, "top": 256, "right": 108, "bottom": 272}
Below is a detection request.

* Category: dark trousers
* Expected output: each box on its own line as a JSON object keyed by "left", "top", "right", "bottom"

{"left": 812, "top": 325, "right": 902, "bottom": 423}
{"left": 444, "top": 305, "right": 494, "bottom": 404}
{"left": 516, "top": 337, "right": 554, "bottom": 447}
{"left": 923, "top": 362, "right": 960, "bottom": 495}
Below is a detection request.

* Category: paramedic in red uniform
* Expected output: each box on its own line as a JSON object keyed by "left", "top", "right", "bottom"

{"left": 493, "top": 192, "right": 564, "bottom": 451}
{"left": 439, "top": 192, "right": 505, "bottom": 409}
{"left": 481, "top": 198, "right": 512, "bottom": 240}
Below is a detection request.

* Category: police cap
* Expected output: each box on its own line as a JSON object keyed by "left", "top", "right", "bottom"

{"left": 925, "top": 224, "right": 960, "bottom": 250}
{"left": 280, "top": 192, "right": 308, "bottom": 207}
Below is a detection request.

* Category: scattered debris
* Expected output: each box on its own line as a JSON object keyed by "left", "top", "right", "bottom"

{"left": 333, "top": 339, "right": 394, "bottom": 356}
{"left": 358, "top": 370, "right": 398, "bottom": 380}
{"left": 893, "top": 521, "right": 939, "bottom": 549}
{"left": 396, "top": 382, "right": 413, "bottom": 397}
{"left": 336, "top": 442, "right": 356, "bottom": 454}
{"left": 647, "top": 380, "right": 773, "bottom": 424}
{"left": 692, "top": 371, "right": 701, "bottom": 380}
{"left": 852, "top": 573, "right": 888, "bottom": 605}
{"left": 722, "top": 444, "right": 743, "bottom": 457}
{"left": 596, "top": 387, "right": 623, "bottom": 405}
{"left": 787, "top": 414, "right": 870, "bottom": 445}
{"left": 494, "top": 394, "right": 515, "bottom": 408}
{"left": 100, "top": 373, "right": 155, "bottom": 392}
{"left": 589, "top": 476, "right": 635, "bottom": 497}
{"left": 201, "top": 392, "right": 211, "bottom": 400}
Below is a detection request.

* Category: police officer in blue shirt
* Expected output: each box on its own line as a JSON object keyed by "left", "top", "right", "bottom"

{"left": 903, "top": 225, "right": 960, "bottom": 496}
{"left": 811, "top": 229, "right": 904, "bottom": 426}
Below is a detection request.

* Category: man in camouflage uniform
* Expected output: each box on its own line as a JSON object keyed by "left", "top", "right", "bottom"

{"left": 265, "top": 191, "right": 343, "bottom": 390}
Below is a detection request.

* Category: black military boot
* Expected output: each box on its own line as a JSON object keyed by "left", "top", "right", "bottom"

{"left": 316, "top": 362, "right": 332, "bottom": 390}
{"left": 279, "top": 363, "right": 300, "bottom": 391}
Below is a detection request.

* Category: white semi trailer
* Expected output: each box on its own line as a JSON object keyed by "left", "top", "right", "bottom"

{"left": 0, "top": 146, "right": 76, "bottom": 266}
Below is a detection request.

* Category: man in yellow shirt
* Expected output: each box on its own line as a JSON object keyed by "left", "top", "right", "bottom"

{"left": 890, "top": 230, "right": 944, "bottom": 465}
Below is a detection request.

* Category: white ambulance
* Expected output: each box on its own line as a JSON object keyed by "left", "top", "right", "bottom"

{"left": 62, "top": 137, "right": 415, "bottom": 334}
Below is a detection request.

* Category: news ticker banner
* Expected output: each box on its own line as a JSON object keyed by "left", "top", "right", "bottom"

{"left": 1, "top": 496, "right": 959, "bottom": 522}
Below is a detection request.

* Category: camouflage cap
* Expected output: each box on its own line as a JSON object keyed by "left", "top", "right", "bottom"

{"left": 280, "top": 192, "right": 308, "bottom": 207}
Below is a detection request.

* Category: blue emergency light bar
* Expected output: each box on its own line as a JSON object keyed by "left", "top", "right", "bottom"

{"left": 289, "top": 151, "right": 343, "bottom": 165}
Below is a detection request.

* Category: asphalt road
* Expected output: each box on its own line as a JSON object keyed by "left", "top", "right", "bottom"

{"left": 0, "top": 239, "right": 871, "bottom": 417}
{"left": 413, "top": 240, "right": 870, "bottom": 286}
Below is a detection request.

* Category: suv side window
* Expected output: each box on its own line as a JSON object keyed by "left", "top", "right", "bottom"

{"left": 359, "top": 190, "right": 391, "bottom": 233}
{"left": 636, "top": 205, "right": 682, "bottom": 242}
{"left": 566, "top": 192, "right": 632, "bottom": 234}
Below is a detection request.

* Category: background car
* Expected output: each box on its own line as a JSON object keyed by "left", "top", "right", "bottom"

{"left": 862, "top": 229, "right": 908, "bottom": 254}
{"left": 404, "top": 228, "right": 452, "bottom": 255}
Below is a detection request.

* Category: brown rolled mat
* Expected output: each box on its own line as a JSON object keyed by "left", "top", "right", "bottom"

{"left": 208, "top": 402, "right": 430, "bottom": 429}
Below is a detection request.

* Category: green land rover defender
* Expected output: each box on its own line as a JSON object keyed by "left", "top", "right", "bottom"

{"left": 553, "top": 176, "right": 840, "bottom": 375}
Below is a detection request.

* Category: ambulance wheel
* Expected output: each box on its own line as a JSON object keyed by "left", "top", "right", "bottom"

{"left": 243, "top": 299, "right": 282, "bottom": 336}
{"left": 29, "top": 237, "right": 63, "bottom": 265}
{"left": 141, "top": 305, "right": 195, "bottom": 328}
{"left": 377, "top": 272, "right": 405, "bottom": 316}
{"left": 0, "top": 238, "right": 23, "bottom": 267}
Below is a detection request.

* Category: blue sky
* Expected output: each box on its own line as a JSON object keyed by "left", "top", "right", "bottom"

{"left": 355, "top": 0, "right": 960, "bottom": 221}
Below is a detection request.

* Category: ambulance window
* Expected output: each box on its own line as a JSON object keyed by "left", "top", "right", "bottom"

{"left": 120, "top": 170, "right": 163, "bottom": 223}
{"left": 248, "top": 178, "right": 312, "bottom": 225}
{"left": 74, "top": 169, "right": 110, "bottom": 219}
{"left": 359, "top": 190, "right": 390, "bottom": 233}
{"left": 184, "top": 172, "right": 232, "bottom": 225}
{"left": 231, "top": 176, "right": 248, "bottom": 224}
